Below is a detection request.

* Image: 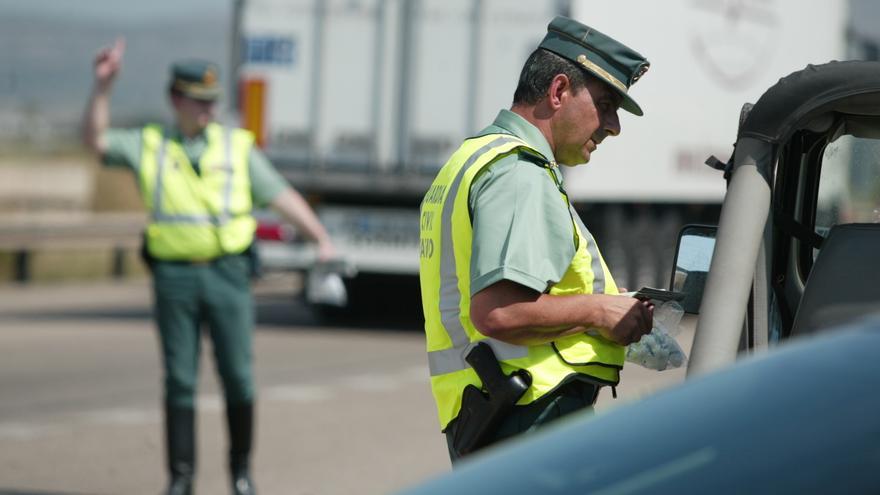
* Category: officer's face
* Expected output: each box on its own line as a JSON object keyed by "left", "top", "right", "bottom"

{"left": 172, "top": 94, "right": 217, "bottom": 133}
{"left": 553, "top": 77, "right": 622, "bottom": 167}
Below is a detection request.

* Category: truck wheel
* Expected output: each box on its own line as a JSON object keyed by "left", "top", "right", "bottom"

{"left": 315, "top": 273, "right": 422, "bottom": 324}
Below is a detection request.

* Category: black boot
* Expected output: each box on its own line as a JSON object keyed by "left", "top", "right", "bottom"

{"left": 227, "top": 402, "right": 256, "bottom": 495}
{"left": 165, "top": 405, "right": 196, "bottom": 495}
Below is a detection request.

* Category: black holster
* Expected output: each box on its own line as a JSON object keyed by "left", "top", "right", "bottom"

{"left": 140, "top": 230, "right": 155, "bottom": 272}
{"left": 242, "top": 242, "right": 261, "bottom": 279}
{"left": 450, "top": 342, "right": 531, "bottom": 458}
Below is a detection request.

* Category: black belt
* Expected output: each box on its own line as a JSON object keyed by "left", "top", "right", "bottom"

{"left": 536, "top": 378, "right": 601, "bottom": 405}
{"left": 155, "top": 254, "right": 242, "bottom": 266}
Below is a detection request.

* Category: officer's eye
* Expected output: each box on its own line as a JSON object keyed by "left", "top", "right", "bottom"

{"left": 599, "top": 97, "right": 622, "bottom": 115}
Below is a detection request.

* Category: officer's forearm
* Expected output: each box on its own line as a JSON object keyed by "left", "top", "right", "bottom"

{"left": 82, "top": 83, "right": 112, "bottom": 155}
{"left": 471, "top": 282, "right": 651, "bottom": 346}
{"left": 269, "top": 187, "right": 335, "bottom": 249}
{"left": 486, "top": 323, "right": 591, "bottom": 346}
{"left": 470, "top": 281, "right": 608, "bottom": 345}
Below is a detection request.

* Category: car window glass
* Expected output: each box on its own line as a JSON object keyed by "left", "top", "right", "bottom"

{"left": 815, "top": 135, "right": 880, "bottom": 260}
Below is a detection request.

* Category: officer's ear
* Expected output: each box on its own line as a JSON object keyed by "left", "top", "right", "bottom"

{"left": 547, "top": 74, "right": 571, "bottom": 111}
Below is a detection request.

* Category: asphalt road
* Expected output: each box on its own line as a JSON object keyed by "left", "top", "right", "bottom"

{"left": 0, "top": 277, "right": 693, "bottom": 495}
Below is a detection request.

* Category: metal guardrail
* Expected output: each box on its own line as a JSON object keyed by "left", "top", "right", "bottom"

{"left": 0, "top": 212, "right": 145, "bottom": 249}
{"left": 0, "top": 212, "right": 146, "bottom": 281}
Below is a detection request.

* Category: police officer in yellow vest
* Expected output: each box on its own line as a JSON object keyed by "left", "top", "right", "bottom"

{"left": 419, "top": 17, "right": 654, "bottom": 462}
{"left": 82, "top": 39, "right": 336, "bottom": 494}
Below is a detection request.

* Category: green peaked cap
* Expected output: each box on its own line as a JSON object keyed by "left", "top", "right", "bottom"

{"left": 169, "top": 60, "right": 221, "bottom": 101}
{"left": 538, "top": 16, "right": 650, "bottom": 116}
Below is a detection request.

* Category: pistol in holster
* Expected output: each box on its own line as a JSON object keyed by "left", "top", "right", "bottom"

{"left": 451, "top": 341, "right": 532, "bottom": 458}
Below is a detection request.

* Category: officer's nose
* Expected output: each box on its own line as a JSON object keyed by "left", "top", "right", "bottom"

{"left": 605, "top": 110, "right": 621, "bottom": 137}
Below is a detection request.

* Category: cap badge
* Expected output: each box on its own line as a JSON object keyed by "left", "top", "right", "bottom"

{"left": 203, "top": 69, "right": 217, "bottom": 85}
{"left": 631, "top": 62, "right": 650, "bottom": 84}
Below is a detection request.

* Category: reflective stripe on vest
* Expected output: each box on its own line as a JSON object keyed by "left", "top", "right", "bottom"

{"left": 428, "top": 135, "right": 530, "bottom": 376}
{"left": 420, "top": 133, "right": 625, "bottom": 430}
{"left": 139, "top": 123, "right": 257, "bottom": 260}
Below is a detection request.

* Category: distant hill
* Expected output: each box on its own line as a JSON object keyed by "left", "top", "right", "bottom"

{"left": 0, "top": 10, "right": 232, "bottom": 140}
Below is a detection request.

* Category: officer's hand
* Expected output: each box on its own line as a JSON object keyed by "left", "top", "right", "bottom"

{"left": 316, "top": 239, "right": 338, "bottom": 262}
{"left": 593, "top": 295, "right": 653, "bottom": 346}
{"left": 94, "top": 38, "right": 126, "bottom": 88}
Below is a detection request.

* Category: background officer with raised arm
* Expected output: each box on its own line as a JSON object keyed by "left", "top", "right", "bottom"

{"left": 82, "top": 39, "right": 336, "bottom": 494}
{"left": 419, "top": 16, "right": 654, "bottom": 462}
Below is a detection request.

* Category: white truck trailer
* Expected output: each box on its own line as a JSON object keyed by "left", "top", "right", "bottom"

{"left": 235, "top": 0, "right": 565, "bottom": 308}
{"left": 563, "top": 0, "right": 847, "bottom": 290}
{"left": 234, "top": 0, "right": 849, "bottom": 308}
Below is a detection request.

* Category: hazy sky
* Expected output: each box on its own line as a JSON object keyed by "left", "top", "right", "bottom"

{"left": 0, "top": 0, "right": 230, "bottom": 23}
{"left": 0, "top": 0, "right": 234, "bottom": 128}
{"left": 1, "top": 0, "right": 877, "bottom": 134}
{"left": 3, "top": 0, "right": 878, "bottom": 31}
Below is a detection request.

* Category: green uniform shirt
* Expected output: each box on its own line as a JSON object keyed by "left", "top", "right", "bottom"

{"left": 468, "top": 109, "right": 577, "bottom": 296}
{"left": 102, "top": 126, "right": 286, "bottom": 207}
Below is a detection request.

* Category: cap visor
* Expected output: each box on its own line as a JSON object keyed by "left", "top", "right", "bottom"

{"left": 180, "top": 89, "right": 220, "bottom": 102}
{"left": 619, "top": 92, "right": 643, "bottom": 116}
{"left": 573, "top": 61, "right": 644, "bottom": 116}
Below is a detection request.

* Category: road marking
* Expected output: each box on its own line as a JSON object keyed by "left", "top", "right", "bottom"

{"left": 81, "top": 408, "right": 160, "bottom": 425}
{"left": 340, "top": 373, "right": 403, "bottom": 392}
{"left": 0, "top": 365, "right": 430, "bottom": 440}
{"left": 401, "top": 365, "right": 430, "bottom": 382}
{"left": 264, "top": 384, "right": 334, "bottom": 402}
{"left": 196, "top": 395, "right": 224, "bottom": 413}
{"left": 0, "top": 422, "right": 60, "bottom": 440}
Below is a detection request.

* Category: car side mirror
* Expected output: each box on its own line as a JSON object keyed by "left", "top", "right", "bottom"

{"left": 669, "top": 225, "right": 717, "bottom": 314}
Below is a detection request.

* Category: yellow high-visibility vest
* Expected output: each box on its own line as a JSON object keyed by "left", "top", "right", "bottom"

{"left": 139, "top": 123, "right": 257, "bottom": 260}
{"left": 419, "top": 133, "right": 625, "bottom": 430}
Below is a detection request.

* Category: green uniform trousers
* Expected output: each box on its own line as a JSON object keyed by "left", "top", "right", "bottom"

{"left": 152, "top": 255, "right": 255, "bottom": 408}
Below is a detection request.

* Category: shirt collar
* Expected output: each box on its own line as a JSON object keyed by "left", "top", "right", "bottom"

{"left": 488, "top": 109, "right": 555, "bottom": 164}
{"left": 169, "top": 125, "right": 208, "bottom": 144}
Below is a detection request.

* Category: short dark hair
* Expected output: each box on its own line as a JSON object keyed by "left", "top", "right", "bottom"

{"left": 512, "top": 48, "right": 591, "bottom": 105}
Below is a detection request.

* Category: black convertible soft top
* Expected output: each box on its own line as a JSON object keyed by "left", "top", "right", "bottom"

{"left": 739, "top": 60, "right": 880, "bottom": 144}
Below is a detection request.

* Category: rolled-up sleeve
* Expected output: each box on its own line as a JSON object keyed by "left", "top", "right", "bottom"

{"left": 469, "top": 156, "right": 576, "bottom": 296}
{"left": 101, "top": 128, "right": 143, "bottom": 172}
{"left": 248, "top": 148, "right": 288, "bottom": 207}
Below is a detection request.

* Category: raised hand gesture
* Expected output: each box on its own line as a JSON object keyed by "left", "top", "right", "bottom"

{"left": 93, "top": 38, "right": 126, "bottom": 88}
